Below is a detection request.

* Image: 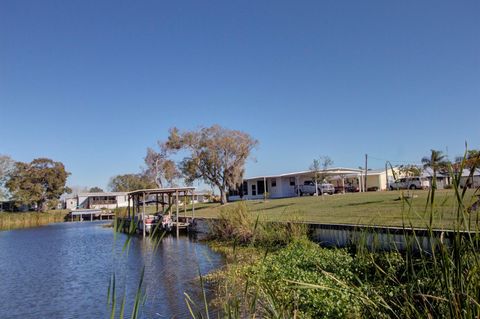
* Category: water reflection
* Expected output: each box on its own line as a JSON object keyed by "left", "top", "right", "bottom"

{"left": 0, "top": 222, "right": 223, "bottom": 319}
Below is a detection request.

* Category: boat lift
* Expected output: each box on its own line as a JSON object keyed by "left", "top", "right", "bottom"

{"left": 126, "top": 187, "right": 196, "bottom": 237}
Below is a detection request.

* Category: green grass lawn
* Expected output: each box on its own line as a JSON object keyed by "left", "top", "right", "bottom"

{"left": 186, "top": 189, "right": 479, "bottom": 229}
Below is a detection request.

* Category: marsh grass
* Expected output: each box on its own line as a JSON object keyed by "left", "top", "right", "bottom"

{"left": 209, "top": 202, "right": 308, "bottom": 248}
{"left": 0, "top": 210, "right": 70, "bottom": 230}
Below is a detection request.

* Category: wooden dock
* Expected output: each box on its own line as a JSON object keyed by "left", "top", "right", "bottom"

{"left": 120, "top": 187, "right": 197, "bottom": 237}
{"left": 69, "top": 209, "right": 115, "bottom": 222}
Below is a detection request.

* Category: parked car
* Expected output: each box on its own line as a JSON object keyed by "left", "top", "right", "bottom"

{"left": 335, "top": 185, "right": 359, "bottom": 193}
{"left": 295, "top": 181, "right": 335, "bottom": 196}
{"left": 389, "top": 177, "right": 429, "bottom": 190}
{"left": 295, "top": 181, "right": 317, "bottom": 196}
{"left": 319, "top": 183, "right": 335, "bottom": 195}
{"left": 345, "top": 185, "right": 359, "bottom": 192}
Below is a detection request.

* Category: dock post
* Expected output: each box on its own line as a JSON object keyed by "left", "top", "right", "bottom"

{"left": 184, "top": 190, "right": 187, "bottom": 219}
{"left": 176, "top": 190, "right": 179, "bottom": 237}
{"left": 142, "top": 192, "right": 146, "bottom": 238}
{"left": 192, "top": 190, "right": 195, "bottom": 220}
{"left": 168, "top": 194, "right": 172, "bottom": 218}
{"left": 127, "top": 195, "right": 130, "bottom": 219}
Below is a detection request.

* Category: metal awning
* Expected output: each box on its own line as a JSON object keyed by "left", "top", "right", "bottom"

{"left": 127, "top": 187, "right": 195, "bottom": 196}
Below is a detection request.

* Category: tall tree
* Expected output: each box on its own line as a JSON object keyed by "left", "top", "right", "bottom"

{"left": 0, "top": 155, "right": 14, "bottom": 200}
{"left": 89, "top": 186, "right": 104, "bottom": 193}
{"left": 398, "top": 164, "right": 421, "bottom": 178}
{"left": 6, "top": 158, "right": 70, "bottom": 211}
{"left": 421, "top": 149, "right": 449, "bottom": 190}
{"left": 108, "top": 173, "right": 157, "bottom": 192}
{"left": 164, "top": 125, "right": 258, "bottom": 204}
{"left": 144, "top": 145, "right": 179, "bottom": 188}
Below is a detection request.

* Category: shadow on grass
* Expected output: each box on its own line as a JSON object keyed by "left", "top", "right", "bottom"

{"left": 342, "top": 200, "right": 389, "bottom": 207}
{"left": 253, "top": 203, "right": 295, "bottom": 211}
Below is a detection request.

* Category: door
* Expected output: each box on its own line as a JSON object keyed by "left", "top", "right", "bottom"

{"left": 257, "top": 180, "right": 265, "bottom": 195}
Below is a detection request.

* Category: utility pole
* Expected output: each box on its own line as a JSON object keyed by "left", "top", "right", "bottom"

{"left": 385, "top": 162, "right": 389, "bottom": 191}
{"left": 364, "top": 154, "right": 368, "bottom": 192}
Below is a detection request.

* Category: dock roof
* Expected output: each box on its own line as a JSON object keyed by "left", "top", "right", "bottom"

{"left": 127, "top": 187, "right": 195, "bottom": 196}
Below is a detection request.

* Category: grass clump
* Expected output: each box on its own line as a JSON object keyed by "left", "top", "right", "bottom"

{"left": 209, "top": 201, "right": 308, "bottom": 248}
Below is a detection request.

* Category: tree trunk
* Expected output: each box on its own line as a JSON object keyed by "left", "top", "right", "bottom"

{"left": 37, "top": 201, "right": 44, "bottom": 212}
{"left": 219, "top": 187, "right": 227, "bottom": 205}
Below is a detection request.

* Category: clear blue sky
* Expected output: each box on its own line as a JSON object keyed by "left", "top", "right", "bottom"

{"left": 1, "top": 0, "right": 479, "bottom": 190}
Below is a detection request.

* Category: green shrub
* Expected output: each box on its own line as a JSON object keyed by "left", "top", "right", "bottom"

{"left": 247, "top": 239, "right": 362, "bottom": 318}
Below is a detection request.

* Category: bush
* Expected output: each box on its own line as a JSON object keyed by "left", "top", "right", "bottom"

{"left": 246, "top": 239, "right": 362, "bottom": 318}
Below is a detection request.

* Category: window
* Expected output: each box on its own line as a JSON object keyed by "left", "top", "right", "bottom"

{"left": 289, "top": 177, "right": 295, "bottom": 186}
{"left": 271, "top": 179, "right": 277, "bottom": 187}
{"left": 228, "top": 189, "right": 239, "bottom": 196}
{"left": 251, "top": 184, "right": 256, "bottom": 196}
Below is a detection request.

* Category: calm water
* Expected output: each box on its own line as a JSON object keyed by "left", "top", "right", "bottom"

{"left": 0, "top": 222, "right": 224, "bottom": 318}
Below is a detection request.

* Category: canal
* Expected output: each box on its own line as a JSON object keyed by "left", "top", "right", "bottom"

{"left": 0, "top": 221, "right": 224, "bottom": 318}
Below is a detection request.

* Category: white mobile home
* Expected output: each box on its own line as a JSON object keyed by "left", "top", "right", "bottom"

{"left": 65, "top": 192, "right": 129, "bottom": 210}
{"left": 228, "top": 167, "right": 406, "bottom": 201}
{"left": 228, "top": 168, "right": 364, "bottom": 200}
{"left": 459, "top": 169, "right": 480, "bottom": 188}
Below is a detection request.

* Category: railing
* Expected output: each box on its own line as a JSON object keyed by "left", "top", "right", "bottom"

{"left": 90, "top": 200, "right": 117, "bottom": 205}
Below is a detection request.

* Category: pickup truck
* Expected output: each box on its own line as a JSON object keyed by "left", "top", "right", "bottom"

{"left": 389, "top": 177, "right": 429, "bottom": 190}
{"left": 295, "top": 181, "right": 335, "bottom": 196}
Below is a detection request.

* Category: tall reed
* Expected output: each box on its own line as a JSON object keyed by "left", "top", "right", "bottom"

{"left": 0, "top": 210, "right": 70, "bottom": 230}
{"left": 108, "top": 215, "right": 167, "bottom": 318}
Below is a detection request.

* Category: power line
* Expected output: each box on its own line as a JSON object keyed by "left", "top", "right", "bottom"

{"left": 367, "top": 155, "right": 421, "bottom": 165}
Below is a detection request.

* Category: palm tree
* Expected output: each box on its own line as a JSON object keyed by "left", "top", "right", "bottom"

{"left": 466, "top": 150, "right": 480, "bottom": 170}
{"left": 454, "top": 149, "right": 480, "bottom": 170}
{"left": 421, "top": 149, "right": 449, "bottom": 190}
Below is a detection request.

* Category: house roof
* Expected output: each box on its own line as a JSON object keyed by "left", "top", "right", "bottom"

{"left": 77, "top": 192, "right": 128, "bottom": 197}
{"left": 127, "top": 187, "right": 195, "bottom": 196}
{"left": 460, "top": 168, "right": 480, "bottom": 177}
{"left": 245, "top": 167, "right": 364, "bottom": 180}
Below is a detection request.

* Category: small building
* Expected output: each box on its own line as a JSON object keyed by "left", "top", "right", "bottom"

{"left": 459, "top": 169, "right": 480, "bottom": 188}
{"left": 192, "top": 191, "right": 211, "bottom": 203}
{"left": 65, "top": 192, "right": 129, "bottom": 210}
{"left": 419, "top": 168, "right": 450, "bottom": 189}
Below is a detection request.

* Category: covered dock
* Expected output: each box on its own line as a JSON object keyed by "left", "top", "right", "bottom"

{"left": 125, "top": 187, "right": 196, "bottom": 237}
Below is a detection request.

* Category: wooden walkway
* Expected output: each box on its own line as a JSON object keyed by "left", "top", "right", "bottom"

{"left": 69, "top": 209, "right": 115, "bottom": 221}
